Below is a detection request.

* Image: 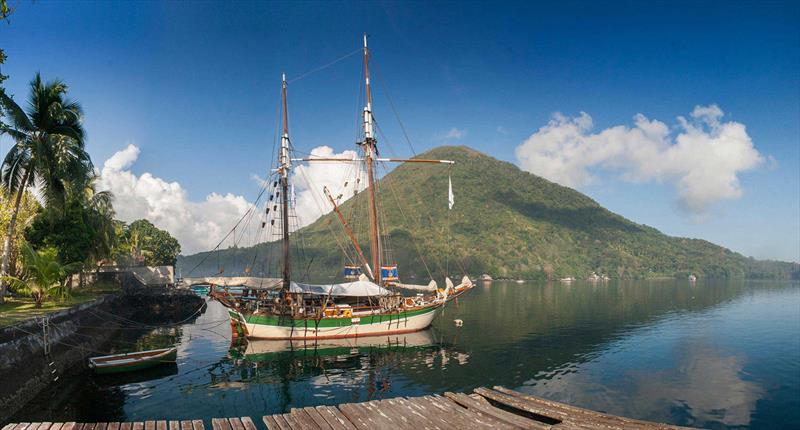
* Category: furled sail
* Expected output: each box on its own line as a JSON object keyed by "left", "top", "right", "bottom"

{"left": 289, "top": 281, "right": 391, "bottom": 297}
{"left": 394, "top": 280, "right": 438, "bottom": 292}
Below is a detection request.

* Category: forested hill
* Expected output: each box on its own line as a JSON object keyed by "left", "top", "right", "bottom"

{"left": 178, "top": 146, "right": 798, "bottom": 281}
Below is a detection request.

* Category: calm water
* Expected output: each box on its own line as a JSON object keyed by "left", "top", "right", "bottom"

{"left": 11, "top": 280, "right": 800, "bottom": 429}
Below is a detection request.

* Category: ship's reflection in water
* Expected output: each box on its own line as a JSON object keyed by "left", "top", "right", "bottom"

{"left": 208, "top": 330, "right": 469, "bottom": 410}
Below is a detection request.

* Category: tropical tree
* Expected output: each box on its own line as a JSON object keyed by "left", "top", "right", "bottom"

{"left": 3, "top": 242, "right": 80, "bottom": 308}
{"left": 0, "top": 74, "right": 91, "bottom": 303}
{"left": 0, "top": 190, "right": 40, "bottom": 276}
{"left": 113, "top": 220, "right": 180, "bottom": 267}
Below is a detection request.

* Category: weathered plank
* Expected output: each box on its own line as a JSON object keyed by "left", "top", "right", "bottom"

{"left": 49, "top": 424, "right": 65, "bottom": 430}
{"left": 377, "top": 398, "right": 444, "bottom": 429}
{"left": 279, "top": 415, "right": 305, "bottom": 430}
{"left": 2, "top": 424, "right": 17, "bottom": 430}
{"left": 262, "top": 415, "right": 283, "bottom": 430}
{"left": 145, "top": 421, "right": 156, "bottom": 430}
{"left": 314, "top": 406, "right": 356, "bottom": 430}
{"left": 227, "top": 418, "right": 245, "bottom": 430}
{"left": 422, "top": 396, "right": 508, "bottom": 429}
{"left": 119, "top": 423, "right": 132, "bottom": 430}
{"left": 300, "top": 407, "right": 333, "bottom": 430}
{"left": 489, "top": 387, "right": 692, "bottom": 430}
{"left": 133, "top": 423, "right": 144, "bottom": 430}
{"left": 210, "top": 419, "right": 230, "bottom": 430}
{"left": 168, "top": 422, "right": 179, "bottom": 430}
{"left": 289, "top": 409, "right": 321, "bottom": 429}
{"left": 445, "top": 391, "right": 549, "bottom": 429}
{"left": 424, "top": 395, "right": 512, "bottom": 430}
{"left": 156, "top": 421, "right": 167, "bottom": 430}
{"left": 338, "top": 402, "right": 382, "bottom": 429}
{"left": 239, "top": 418, "right": 257, "bottom": 430}
{"left": 107, "top": 423, "right": 121, "bottom": 430}
{"left": 191, "top": 420, "right": 204, "bottom": 430}
{"left": 62, "top": 423, "right": 79, "bottom": 430}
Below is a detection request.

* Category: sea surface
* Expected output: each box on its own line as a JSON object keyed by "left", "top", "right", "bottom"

{"left": 10, "top": 280, "right": 800, "bottom": 429}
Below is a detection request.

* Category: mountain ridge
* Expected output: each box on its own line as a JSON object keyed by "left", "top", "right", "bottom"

{"left": 178, "top": 145, "right": 798, "bottom": 281}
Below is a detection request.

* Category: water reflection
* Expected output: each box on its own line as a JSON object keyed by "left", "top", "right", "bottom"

{"left": 9, "top": 280, "right": 799, "bottom": 430}
{"left": 207, "top": 330, "right": 469, "bottom": 410}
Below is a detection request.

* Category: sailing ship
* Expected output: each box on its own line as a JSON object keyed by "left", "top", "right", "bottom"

{"left": 214, "top": 35, "right": 473, "bottom": 340}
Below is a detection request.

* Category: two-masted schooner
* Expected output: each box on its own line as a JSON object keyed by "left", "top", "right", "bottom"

{"left": 214, "top": 35, "right": 473, "bottom": 340}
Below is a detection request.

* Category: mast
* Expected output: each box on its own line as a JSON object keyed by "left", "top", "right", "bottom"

{"left": 362, "top": 33, "right": 382, "bottom": 285}
{"left": 280, "top": 73, "right": 291, "bottom": 290}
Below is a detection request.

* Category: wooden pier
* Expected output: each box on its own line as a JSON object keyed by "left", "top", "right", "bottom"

{"left": 2, "top": 386, "right": 693, "bottom": 430}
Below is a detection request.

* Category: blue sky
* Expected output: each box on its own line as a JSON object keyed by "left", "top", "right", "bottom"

{"left": 1, "top": 1, "right": 798, "bottom": 260}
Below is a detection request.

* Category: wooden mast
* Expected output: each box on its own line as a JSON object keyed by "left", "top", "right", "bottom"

{"left": 280, "top": 73, "right": 291, "bottom": 291}
{"left": 362, "top": 33, "right": 382, "bottom": 285}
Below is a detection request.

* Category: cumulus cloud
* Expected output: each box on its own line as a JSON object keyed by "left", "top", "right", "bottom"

{"left": 515, "top": 105, "right": 763, "bottom": 214}
{"left": 290, "top": 145, "right": 364, "bottom": 227}
{"left": 98, "top": 144, "right": 365, "bottom": 255}
{"left": 496, "top": 125, "right": 509, "bottom": 135}
{"left": 98, "top": 144, "right": 252, "bottom": 255}
{"left": 438, "top": 127, "right": 466, "bottom": 140}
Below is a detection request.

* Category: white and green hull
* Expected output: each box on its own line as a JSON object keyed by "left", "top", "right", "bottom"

{"left": 229, "top": 305, "right": 441, "bottom": 340}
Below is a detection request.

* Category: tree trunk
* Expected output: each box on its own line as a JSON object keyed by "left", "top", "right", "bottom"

{"left": 0, "top": 168, "right": 31, "bottom": 304}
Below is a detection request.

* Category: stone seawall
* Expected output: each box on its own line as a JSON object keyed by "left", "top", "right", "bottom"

{"left": 0, "top": 293, "right": 205, "bottom": 424}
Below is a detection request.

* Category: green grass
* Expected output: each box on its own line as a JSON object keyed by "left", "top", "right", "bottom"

{"left": 0, "top": 280, "right": 121, "bottom": 327}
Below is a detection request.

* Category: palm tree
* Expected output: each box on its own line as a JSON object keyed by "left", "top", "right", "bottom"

{"left": 78, "top": 174, "right": 116, "bottom": 285}
{"left": 2, "top": 242, "right": 80, "bottom": 308}
{"left": 0, "top": 74, "right": 91, "bottom": 303}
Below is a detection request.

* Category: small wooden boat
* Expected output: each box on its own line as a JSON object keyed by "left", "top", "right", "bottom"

{"left": 88, "top": 347, "right": 178, "bottom": 374}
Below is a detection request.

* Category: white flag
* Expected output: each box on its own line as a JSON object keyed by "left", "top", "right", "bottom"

{"left": 448, "top": 175, "right": 454, "bottom": 210}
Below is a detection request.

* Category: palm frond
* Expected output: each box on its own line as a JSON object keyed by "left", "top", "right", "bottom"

{"left": 0, "top": 89, "right": 34, "bottom": 132}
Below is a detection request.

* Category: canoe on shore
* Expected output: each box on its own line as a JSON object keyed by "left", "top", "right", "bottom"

{"left": 88, "top": 347, "right": 178, "bottom": 374}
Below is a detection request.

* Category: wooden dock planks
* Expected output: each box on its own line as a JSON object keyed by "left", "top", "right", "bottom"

{"left": 6, "top": 386, "right": 697, "bottom": 430}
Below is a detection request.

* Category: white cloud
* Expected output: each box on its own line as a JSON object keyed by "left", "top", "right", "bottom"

{"left": 290, "top": 146, "right": 364, "bottom": 227}
{"left": 98, "top": 144, "right": 252, "bottom": 255}
{"left": 97, "top": 144, "right": 370, "bottom": 255}
{"left": 496, "top": 125, "right": 509, "bottom": 135}
{"left": 515, "top": 105, "right": 764, "bottom": 215}
{"left": 437, "top": 127, "right": 466, "bottom": 140}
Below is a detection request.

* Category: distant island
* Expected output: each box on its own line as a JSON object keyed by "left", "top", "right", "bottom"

{"left": 178, "top": 146, "right": 799, "bottom": 281}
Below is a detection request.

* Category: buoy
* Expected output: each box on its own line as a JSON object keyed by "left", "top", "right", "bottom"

{"left": 454, "top": 319, "right": 463, "bottom": 327}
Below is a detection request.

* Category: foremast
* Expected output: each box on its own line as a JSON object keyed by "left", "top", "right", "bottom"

{"left": 280, "top": 73, "right": 291, "bottom": 291}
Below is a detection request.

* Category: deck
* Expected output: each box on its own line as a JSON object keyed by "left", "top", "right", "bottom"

{"left": 3, "top": 386, "right": 693, "bottom": 430}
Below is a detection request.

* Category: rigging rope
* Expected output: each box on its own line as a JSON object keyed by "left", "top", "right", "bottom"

{"left": 287, "top": 48, "right": 362, "bottom": 84}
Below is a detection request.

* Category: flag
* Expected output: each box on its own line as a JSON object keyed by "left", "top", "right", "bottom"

{"left": 448, "top": 175, "right": 454, "bottom": 210}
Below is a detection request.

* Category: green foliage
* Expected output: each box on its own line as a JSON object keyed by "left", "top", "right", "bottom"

{"left": 0, "top": 191, "right": 40, "bottom": 274}
{"left": 178, "top": 146, "right": 799, "bottom": 281}
{"left": 3, "top": 242, "right": 80, "bottom": 308}
{"left": 26, "top": 197, "right": 97, "bottom": 267}
{"left": 115, "top": 219, "right": 181, "bottom": 267}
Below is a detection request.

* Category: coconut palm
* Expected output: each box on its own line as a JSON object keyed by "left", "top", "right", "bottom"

{"left": 0, "top": 74, "right": 91, "bottom": 303}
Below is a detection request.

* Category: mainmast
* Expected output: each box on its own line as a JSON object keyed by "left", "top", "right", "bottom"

{"left": 362, "top": 33, "right": 382, "bottom": 285}
{"left": 280, "top": 73, "right": 291, "bottom": 290}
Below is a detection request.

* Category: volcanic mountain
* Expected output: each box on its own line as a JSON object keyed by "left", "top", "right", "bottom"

{"left": 178, "top": 146, "right": 797, "bottom": 281}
